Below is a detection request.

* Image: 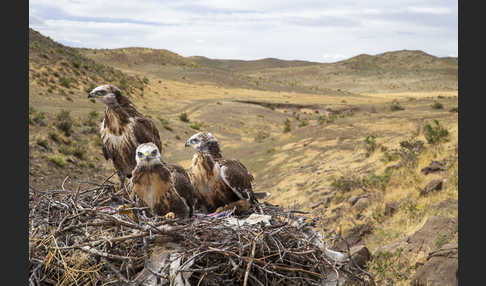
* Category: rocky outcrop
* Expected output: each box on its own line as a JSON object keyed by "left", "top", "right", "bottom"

{"left": 411, "top": 243, "right": 458, "bottom": 286}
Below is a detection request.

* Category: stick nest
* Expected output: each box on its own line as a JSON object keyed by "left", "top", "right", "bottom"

{"left": 29, "top": 175, "right": 374, "bottom": 286}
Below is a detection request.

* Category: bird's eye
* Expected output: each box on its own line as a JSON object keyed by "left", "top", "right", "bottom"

{"left": 151, "top": 150, "right": 157, "bottom": 156}
{"left": 137, "top": 152, "right": 143, "bottom": 157}
{"left": 97, "top": 90, "right": 106, "bottom": 96}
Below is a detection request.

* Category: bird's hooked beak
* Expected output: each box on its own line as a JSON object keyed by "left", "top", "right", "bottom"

{"left": 144, "top": 151, "right": 152, "bottom": 161}
{"left": 184, "top": 140, "right": 191, "bottom": 148}
{"left": 87, "top": 91, "right": 96, "bottom": 99}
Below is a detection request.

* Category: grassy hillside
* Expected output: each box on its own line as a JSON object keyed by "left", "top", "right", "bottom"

{"left": 248, "top": 50, "right": 458, "bottom": 94}
{"left": 29, "top": 28, "right": 458, "bottom": 285}
{"left": 188, "top": 56, "right": 319, "bottom": 72}
{"left": 29, "top": 28, "right": 148, "bottom": 102}
{"left": 79, "top": 47, "right": 353, "bottom": 96}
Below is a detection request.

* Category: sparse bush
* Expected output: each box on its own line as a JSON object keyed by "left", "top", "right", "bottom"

{"left": 394, "top": 138, "right": 425, "bottom": 167}
{"left": 424, "top": 120, "right": 449, "bottom": 144}
{"left": 56, "top": 110, "right": 73, "bottom": 136}
{"left": 266, "top": 148, "right": 276, "bottom": 153}
{"left": 283, "top": 118, "right": 291, "bottom": 133}
{"left": 402, "top": 200, "right": 425, "bottom": 222}
{"left": 175, "top": 135, "right": 181, "bottom": 140}
{"left": 71, "top": 142, "right": 87, "bottom": 160}
{"left": 29, "top": 107, "right": 46, "bottom": 126}
{"left": 36, "top": 138, "right": 49, "bottom": 150}
{"left": 318, "top": 114, "right": 336, "bottom": 124}
{"left": 179, "top": 112, "right": 189, "bottom": 122}
{"left": 381, "top": 150, "right": 400, "bottom": 163}
{"left": 85, "top": 83, "right": 96, "bottom": 93}
{"left": 58, "top": 146, "right": 73, "bottom": 156}
{"left": 364, "top": 135, "right": 378, "bottom": 156}
{"left": 48, "top": 131, "right": 60, "bottom": 143}
{"left": 431, "top": 102, "right": 444, "bottom": 109}
{"left": 449, "top": 106, "right": 458, "bottom": 113}
{"left": 59, "top": 77, "right": 72, "bottom": 88}
{"left": 190, "top": 122, "right": 202, "bottom": 130}
{"left": 390, "top": 100, "right": 404, "bottom": 111}
{"left": 362, "top": 170, "right": 391, "bottom": 191}
{"left": 46, "top": 155, "right": 66, "bottom": 168}
{"left": 298, "top": 119, "right": 308, "bottom": 127}
{"left": 330, "top": 176, "right": 361, "bottom": 192}
{"left": 84, "top": 110, "right": 99, "bottom": 128}
{"left": 254, "top": 131, "right": 270, "bottom": 143}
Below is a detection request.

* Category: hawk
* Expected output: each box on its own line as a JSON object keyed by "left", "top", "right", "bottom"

{"left": 185, "top": 132, "right": 258, "bottom": 214}
{"left": 88, "top": 84, "right": 161, "bottom": 188}
{"left": 131, "top": 143, "right": 195, "bottom": 218}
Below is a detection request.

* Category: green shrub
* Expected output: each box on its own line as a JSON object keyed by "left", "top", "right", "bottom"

{"left": 390, "top": 100, "right": 404, "bottom": 111}
{"left": 47, "top": 155, "right": 66, "bottom": 168}
{"left": 29, "top": 107, "right": 46, "bottom": 126}
{"left": 48, "top": 131, "right": 60, "bottom": 143}
{"left": 179, "top": 112, "right": 189, "bottom": 122}
{"left": 59, "top": 77, "right": 72, "bottom": 88}
{"left": 283, "top": 118, "right": 291, "bottom": 133}
{"left": 71, "top": 143, "right": 87, "bottom": 160}
{"left": 36, "top": 138, "right": 49, "bottom": 150}
{"left": 330, "top": 176, "right": 361, "bottom": 192}
{"left": 56, "top": 110, "right": 73, "bottom": 136}
{"left": 254, "top": 131, "right": 270, "bottom": 143}
{"left": 364, "top": 135, "right": 377, "bottom": 156}
{"left": 431, "top": 102, "right": 444, "bottom": 109}
{"left": 424, "top": 120, "right": 449, "bottom": 144}
{"left": 298, "top": 119, "right": 308, "bottom": 127}
{"left": 190, "top": 122, "right": 202, "bottom": 130}
{"left": 362, "top": 170, "right": 391, "bottom": 191}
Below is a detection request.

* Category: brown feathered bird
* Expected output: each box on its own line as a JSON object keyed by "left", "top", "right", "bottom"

{"left": 185, "top": 132, "right": 258, "bottom": 214}
{"left": 88, "top": 84, "right": 161, "bottom": 187}
{"left": 130, "top": 143, "right": 195, "bottom": 218}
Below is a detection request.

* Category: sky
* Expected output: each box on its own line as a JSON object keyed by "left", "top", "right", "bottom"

{"left": 29, "top": 0, "right": 457, "bottom": 63}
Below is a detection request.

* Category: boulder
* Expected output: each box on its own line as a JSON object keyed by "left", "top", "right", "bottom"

{"left": 420, "top": 179, "right": 445, "bottom": 196}
{"left": 384, "top": 201, "right": 401, "bottom": 217}
{"left": 405, "top": 216, "right": 457, "bottom": 253}
{"left": 353, "top": 197, "right": 370, "bottom": 213}
{"left": 421, "top": 160, "right": 446, "bottom": 175}
{"left": 411, "top": 243, "right": 458, "bottom": 286}
{"left": 333, "top": 223, "right": 373, "bottom": 251}
{"left": 349, "top": 245, "right": 371, "bottom": 268}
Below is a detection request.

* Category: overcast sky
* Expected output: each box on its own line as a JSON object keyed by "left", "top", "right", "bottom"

{"left": 29, "top": 0, "right": 457, "bottom": 63}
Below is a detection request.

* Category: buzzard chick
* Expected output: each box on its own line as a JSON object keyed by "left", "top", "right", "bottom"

{"left": 88, "top": 84, "right": 161, "bottom": 187}
{"left": 185, "top": 132, "right": 258, "bottom": 214}
{"left": 131, "top": 143, "right": 194, "bottom": 218}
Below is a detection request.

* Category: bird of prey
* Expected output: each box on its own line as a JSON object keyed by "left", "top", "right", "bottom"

{"left": 131, "top": 143, "right": 195, "bottom": 218}
{"left": 185, "top": 132, "right": 258, "bottom": 214}
{"left": 88, "top": 84, "right": 161, "bottom": 188}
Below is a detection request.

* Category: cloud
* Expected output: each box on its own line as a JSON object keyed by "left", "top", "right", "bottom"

{"left": 28, "top": 0, "right": 458, "bottom": 62}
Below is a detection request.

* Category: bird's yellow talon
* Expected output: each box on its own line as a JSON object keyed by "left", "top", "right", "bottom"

{"left": 215, "top": 206, "right": 225, "bottom": 213}
{"left": 164, "top": 212, "right": 175, "bottom": 219}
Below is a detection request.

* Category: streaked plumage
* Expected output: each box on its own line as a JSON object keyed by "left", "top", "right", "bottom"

{"left": 88, "top": 84, "right": 161, "bottom": 186}
{"left": 131, "top": 143, "right": 194, "bottom": 218}
{"left": 185, "top": 132, "right": 258, "bottom": 213}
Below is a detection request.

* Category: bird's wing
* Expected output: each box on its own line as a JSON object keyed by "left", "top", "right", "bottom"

{"left": 133, "top": 117, "right": 162, "bottom": 150}
{"left": 167, "top": 164, "right": 197, "bottom": 215}
{"left": 218, "top": 159, "right": 255, "bottom": 201}
{"left": 102, "top": 144, "right": 111, "bottom": 160}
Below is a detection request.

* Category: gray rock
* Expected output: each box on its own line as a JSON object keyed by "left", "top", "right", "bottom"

{"left": 353, "top": 198, "right": 370, "bottom": 213}
{"left": 384, "top": 201, "right": 401, "bottom": 217}
{"left": 420, "top": 179, "right": 445, "bottom": 196}
{"left": 411, "top": 243, "right": 458, "bottom": 286}
{"left": 349, "top": 245, "right": 371, "bottom": 268}
{"left": 421, "top": 160, "right": 446, "bottom": 175}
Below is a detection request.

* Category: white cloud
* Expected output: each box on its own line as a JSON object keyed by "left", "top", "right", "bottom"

{"left": 28, "top": 0, "right": 458, "bottom": 62}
